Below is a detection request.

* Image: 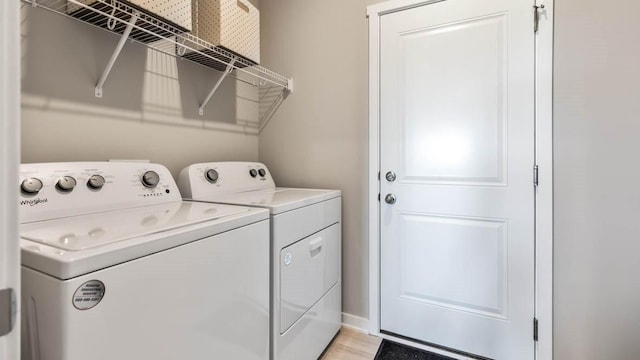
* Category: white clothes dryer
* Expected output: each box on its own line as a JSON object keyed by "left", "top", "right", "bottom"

{"left": 178, "top": 162, "right": 342, "bottom": 360}
{"left": 19, "top": 162, "right": 270, "bottom": 360}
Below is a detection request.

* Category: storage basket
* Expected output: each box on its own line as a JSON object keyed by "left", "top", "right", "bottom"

{"left": 182, "top": 0, "right": 260, "bottom": 70}
{"left": 67, "top": 0, "right": 192, "bottom": 43}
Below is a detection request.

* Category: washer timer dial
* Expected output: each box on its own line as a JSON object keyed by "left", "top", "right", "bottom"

{"left": 56, "top": 176, "right": 77, "bottom": 192}
{"left": 87, "top": 175, "right": 106, "bottom": 190}
{"left": 141, "top": 171, "right": 160, "bottom": 188}
{"left": 21, "top": 178, "right": 43, "bottom": 194}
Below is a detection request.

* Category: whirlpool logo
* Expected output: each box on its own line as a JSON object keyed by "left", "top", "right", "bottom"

{"left": 20, "top": 198, "right": 48, "bottom": 206}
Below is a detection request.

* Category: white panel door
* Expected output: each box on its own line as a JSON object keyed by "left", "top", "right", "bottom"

{"left": 0, "top": 0, "right": 21, "bottom": 359}
{"left": 380, "top": 1, "right": 535, "bottom": 359}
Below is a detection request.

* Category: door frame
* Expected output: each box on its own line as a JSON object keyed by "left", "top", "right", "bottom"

{"left": 366, "top": 1, "right": 554, "bottom": 359}
{"left": 0, "top": 0, "right": 21, "bottom": 358}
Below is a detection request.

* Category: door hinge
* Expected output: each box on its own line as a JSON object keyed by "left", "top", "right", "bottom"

{"left": 533, "top": 165, "right": 539, "bottom": 187}
{"left": 534, "top": 4, "right": 545, "bottom": 33}
{"left": 533, "top": 318, "right": 539, "bottom": 341}
{"left": 378, "top": 193, "right": 381, "bottom": 202}
{"left": 0, "top": 288, "right": 16, "bottom": 337}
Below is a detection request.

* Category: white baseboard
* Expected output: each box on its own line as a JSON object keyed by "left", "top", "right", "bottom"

{"left": 341, "top": 313, "right": 370, "bottom": 333}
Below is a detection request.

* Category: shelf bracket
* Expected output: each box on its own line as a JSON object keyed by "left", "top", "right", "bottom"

{"left": 199, "top": 57, "right": 237, "bottom": 116}
{"left": 95, "top": 11, "right": 140, "bottom": 98}
{"left": 286, "top": 78, "right": 294, "bottom": 93}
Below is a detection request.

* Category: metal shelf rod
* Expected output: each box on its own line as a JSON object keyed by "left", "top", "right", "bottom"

{"left": 23, "top": 0, "right": 294, "bottom": 107}
{"left": 95, "top": 11, "right": 140, "bottom": 98}
{"left": 199, "top": 57, "right": 236, "bottom": 116}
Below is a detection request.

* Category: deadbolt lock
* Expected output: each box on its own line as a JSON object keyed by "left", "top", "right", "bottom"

{"left": 385, "top": 171, "right": 396, "bottom": 182}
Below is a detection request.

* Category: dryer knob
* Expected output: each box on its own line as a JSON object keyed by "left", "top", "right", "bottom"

{"left": 87, "top": 175, "right": 106, "bottom": 190}
{"left": 21, "top": 177, "right": 43, "bottom": 194}
{"left": 56, "top": 176, "right": 77, "bottom": 192}
{"left": 141, "top": 171, "right": 160, "bottom": 188}
{"left": 258, "top": 169, "right": 266, "bottom": 177}
{"left": 249, "top": 169, "right": 258, "bottom": 178}
{"left": 205, "top": 169, "right": 219, "bottom": 183}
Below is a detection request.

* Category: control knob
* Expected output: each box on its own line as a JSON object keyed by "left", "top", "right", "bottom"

{"left": 141, "top": 171, "right": 160, "bottom": 188}
{"left": 258, "top": 169, "right": 266, "bottom": 177}
{"left": 205, "top": 169, "right": 219, "bottom": 183}
{"left": 56, "top": 176, "right": 77, "bottom": 192}
{"left": 21, "top": 178, "right": 43, "bottom": 194}
{"left": 87, "top": 175, "right": 106, "bottom": 190}
{"left": 249, "top": 169, "right": 258, "bottom": 178}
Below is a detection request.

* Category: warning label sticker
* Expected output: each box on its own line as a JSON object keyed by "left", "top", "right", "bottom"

{"left": 72, "top": 280, "right": 105, "bottom": 310}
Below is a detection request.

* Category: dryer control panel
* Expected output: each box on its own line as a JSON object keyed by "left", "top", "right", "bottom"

{"left": 178, "top": 162, "right": 276, "bottom": 198}
{"left": 19, "top": 162, "right": 182, "bottom": 223}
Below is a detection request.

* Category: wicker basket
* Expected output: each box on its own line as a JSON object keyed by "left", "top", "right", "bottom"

{"left": 68, "top": 0, "right": 192, "bottom": 42}
{"left": 184, "top": 0, "right": 260, "bottom": 69}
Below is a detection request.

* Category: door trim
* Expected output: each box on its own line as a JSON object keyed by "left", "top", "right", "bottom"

{"left": 0, "top": 0, "right": 21, "bottom": 357}
{"left": 366, "top": 1, "right": 554, "bottom": 359}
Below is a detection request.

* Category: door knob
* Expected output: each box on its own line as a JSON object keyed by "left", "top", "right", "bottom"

{"left": 385, "top": 171, "right": 396, "bottom": 182}
{"left": 385, "top": 194, "right": 396, "bottom": 204}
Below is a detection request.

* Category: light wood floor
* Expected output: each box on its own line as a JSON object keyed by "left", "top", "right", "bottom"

{"left": 320, "top": 326, "right": 382, "bottom": 360}
{"left": 320, "top": 327, "right": 475, "bottom": 360}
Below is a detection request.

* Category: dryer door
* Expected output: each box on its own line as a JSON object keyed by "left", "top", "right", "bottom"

{"left": 279, "top": 224, "right": 340, "bottom": 334}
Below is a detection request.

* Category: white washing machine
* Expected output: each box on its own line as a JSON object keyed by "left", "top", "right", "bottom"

{"left": 178, "top": 162, "right": 342, "bottom": 360}
{"left": 19, "top": 162, "right": 270, "bottom": 360}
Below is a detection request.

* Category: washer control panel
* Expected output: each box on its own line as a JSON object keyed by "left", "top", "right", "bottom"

{"left": 19, "top": 162, "right": 182, "bottom": 223}
{"left": 178, "top": 162, "right": 275, "bottom": 198}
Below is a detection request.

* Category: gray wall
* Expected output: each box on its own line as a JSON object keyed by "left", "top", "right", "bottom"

{"left": 21, "top": 3, "right": 260, "bottom": 177}
{"left": 20, "top": 0, "right": 640, "bottom": 357}
{"left": 259, "top": 0, "right": 380, "bottom": 319}
{"left": 553, "top": 0, "right": 640, "bottom": 359}
{"left": 260, "top": 1, "right": 640, "bottom": 358}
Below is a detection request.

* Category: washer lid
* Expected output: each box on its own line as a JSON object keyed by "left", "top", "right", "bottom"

{"left": 193, "top": 188, "right": 341, "bottom": 214}
{"left": 20, "top": 201, "right": 250, "bottom": 251}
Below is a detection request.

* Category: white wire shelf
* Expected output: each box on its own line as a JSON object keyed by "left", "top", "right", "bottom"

{"left": 24, "top": 0, "right": 293, "bottom": 111}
